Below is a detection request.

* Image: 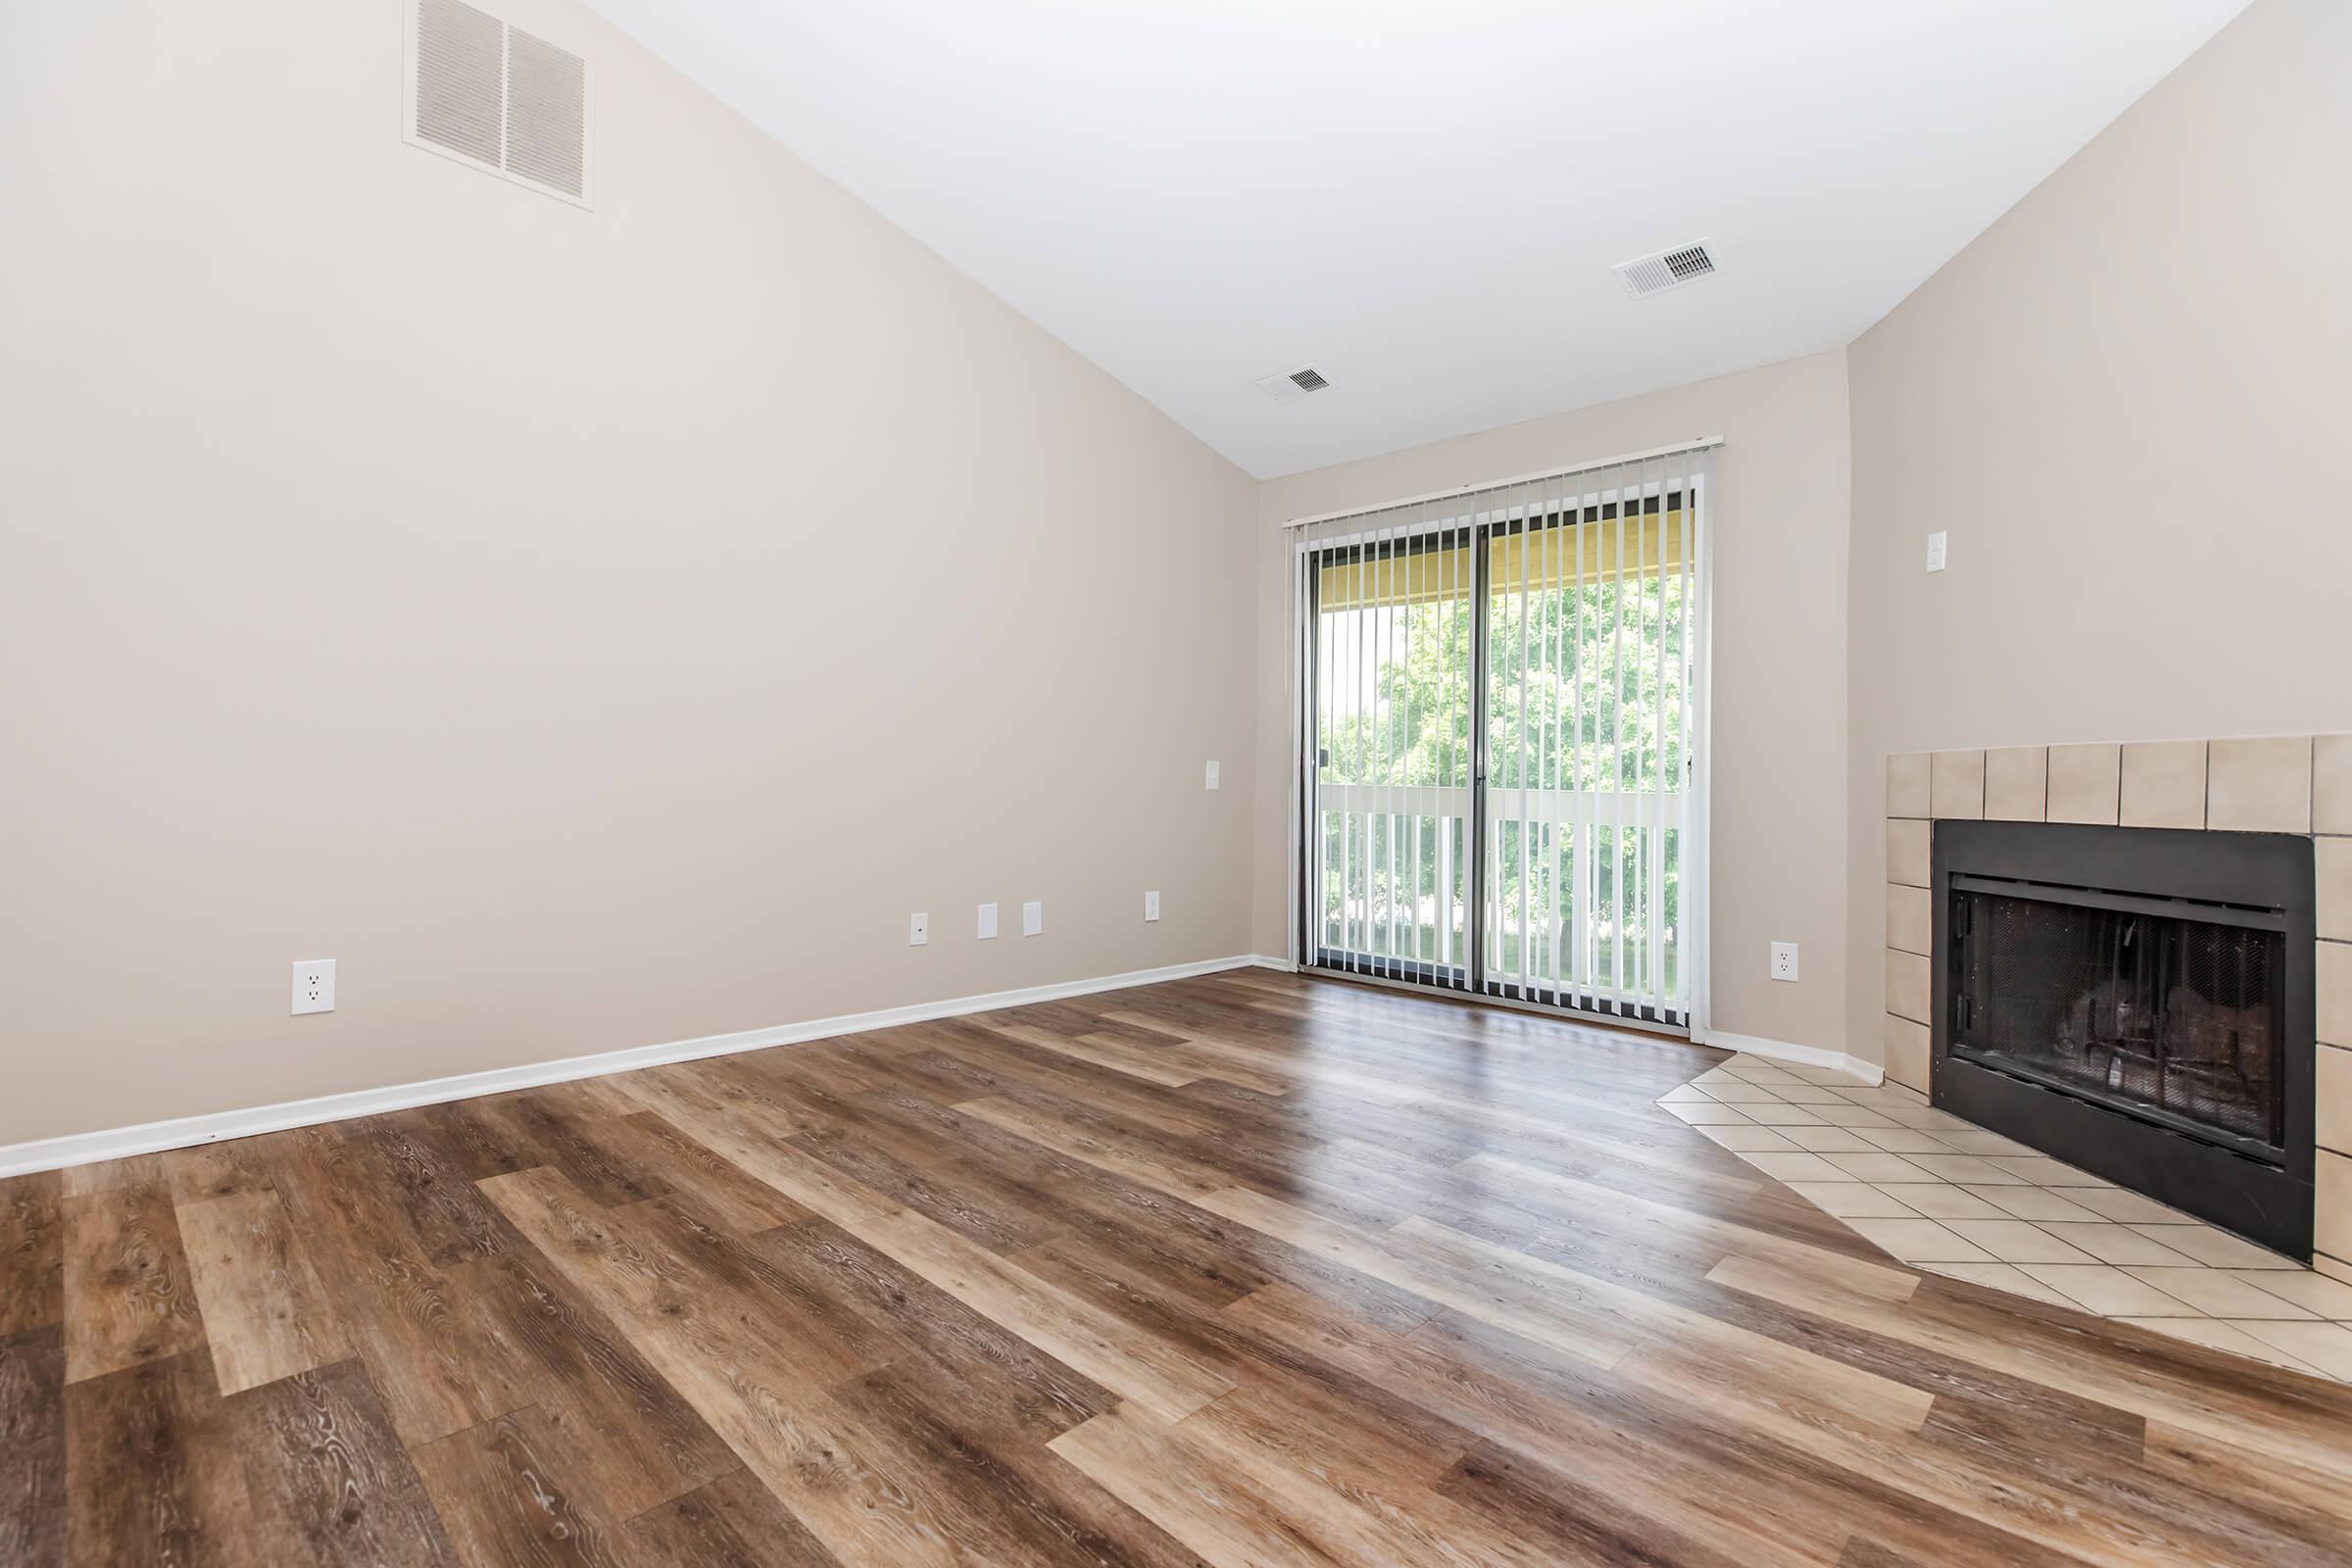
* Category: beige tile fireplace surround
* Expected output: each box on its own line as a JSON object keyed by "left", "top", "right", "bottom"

{"left": 1658, "top": 1055, "right": 2352, "bottom": 1380}
{"left": 1883, "top": 735, "right": 2352, "bottom": 1286}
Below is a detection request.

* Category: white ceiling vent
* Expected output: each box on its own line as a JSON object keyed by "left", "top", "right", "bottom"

{"left": 1615, "top": 241, "right": 1717, "bottom": 299}
{"left": 1253, "top": 366, "right": 1332, "bottom": 404}
{"left": 405, "top": 0, "right": 593, "bottom": 208}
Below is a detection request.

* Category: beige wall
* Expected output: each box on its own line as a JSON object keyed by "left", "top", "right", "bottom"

{"left": 16, "top": 0, "right": 2343, "bottom": 1152}
{"left": 1252, "top": 352, "right": 1854, "bottom": 1057}
{"left": 1843, "top": 0, "right": 2352, "bottom": 1064}
{"left": 0, "top": 0, "right": 1259, "bottom": 1146}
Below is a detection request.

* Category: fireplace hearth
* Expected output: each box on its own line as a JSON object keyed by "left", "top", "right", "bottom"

{"left": 1933, "top": 820, "right": 2315, "bottom": 1257}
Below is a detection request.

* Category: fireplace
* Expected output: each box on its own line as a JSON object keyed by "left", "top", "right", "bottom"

{"left": 1932, "top": 820, "right": 2315, "bottom": 1257}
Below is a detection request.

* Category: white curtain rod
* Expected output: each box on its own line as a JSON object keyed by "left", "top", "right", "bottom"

{"left": 1277, "top": 435, "right": 1724, "bottom": 531}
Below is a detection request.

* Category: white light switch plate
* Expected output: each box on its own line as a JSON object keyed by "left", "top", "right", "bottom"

{"left": 1204, "top": 760, "right": 1220, "bottom": 791}
{"left": 1022, "top": 900, "right": 1043, "bottom": 937}
{"left": 1925, "top": 531, "right": 1947, "bottom": 572}
{"left": 1144, "top": 890, "right": 1160, "bottom": 922}
{"left": 292, "top": 958, "right": 336, "bottom": 1014}
{"left": 1769, "top": 942, "right": 1799, "bottom": 983}
{"left": 977, "top": 903, "right": 999, "bottom": 940}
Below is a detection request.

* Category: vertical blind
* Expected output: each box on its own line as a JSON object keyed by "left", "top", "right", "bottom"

{"left": 1286, "top": 442, "right": 1715, "bottom": 1030}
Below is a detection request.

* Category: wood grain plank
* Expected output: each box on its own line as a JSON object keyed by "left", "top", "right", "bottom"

{"left": 916, "top": 1024, "right": 1229, "bottom": 1137}
{"left": 348, "top": 1116, "right": 529, "bottom": 1266}
{"left": 0, "top": 1326, "right": 66, "bottom": 1568}
{"left": 476, "top": 1093, "right": 670, "bottom": 1210}
{"left": 424, "top": 1098, "right": 560, "bottom": 1184}
{"left": 454, "top": 1250, "right": 737, "bottom": 1521}
{"left": 263, "top": 1127, "right": 544, "bottom": 1446}
{"left": 1223, "top": 1283, "right": 1846, "bottom": 1568}
{"left": 230, "top": 1356, "right": 459, "bottom": 1567}
{"left": 65, "top": 1351, "right": 265, "bottom": 1565}
{"left": 177, "top": 1188, "right": 348, "bottom": 1394}
{"left": 589, "top": 1104, "right": 1232, "bottom": 1423}
{"left": 62, "top": 1180, "right": 207, "bottom": 1383}
{"left": 476, "top": 1167, "right": 705, "bottom": 1331}
{"left": 23, "top": 971, "right": 2352, "bottom": 1565}
{"left": 592, "top": 1112, "right": 811, "bottom": 1236}
{"left": 410, "top": 1403, "right": 626, "bottom": 1568}
{"left": 161, "top": 1141, "right": 277, "bottom": 1205}
{"left": 861, "top": 1204, "right": 1235, "bottom": 1422}
{"left": 0, "top": 1171, "right": 65, "bottom": 1337}
{"left": 605, "top": 1090, "right": 904, "bottom": 1236}
{"left": 1708, "top": 1250, "right": 2352, "bottom": 1485}
{"left": 780, "top": 1133, "right": 1061, "bottom": 1255}
{"left": 627, "top": 1199, "right": 918, "bottom": 1380}
{"left": 1162, "top": 1392, "right": 1562, "bottom": 1568}
{"left": 1455, "top": 1151, "right": 1922, "bottom": 1301}
{"left": 827, "top": 1360, "right": 1213, "bottom": 1567}
{"left": 480, "top": 1167, "right": 906, "bottom": 1402}
{"left": 1049, "top": 1402, "right": 1340, "bottom": 1568}
{"left": 956, "top": 1094, "right": 1234, "bottom": 1199}
{"left": 1435, "top": 1440, "right": 1806, "bottom": 1568}
{"left": 614, "top": 1060, "right": 829, "bottom": 1146}
{"left": 59, "top": 1154, "right": 168, "bottom": 1199}
{"left": 629, "top": 1314, "right": 964, "bottom": 1568}
{"left": 747, "top": 1218, "right": 1115, "bottom": 1438}
{"left": 977, "top": 1022, "right": 1201, "bottom": 1087}
{"left": 1095, "top": 1011, "right": 1303, "bottom": 1095}
{"left": 624, "top": 1468, "right": 842, "bottom": 1568}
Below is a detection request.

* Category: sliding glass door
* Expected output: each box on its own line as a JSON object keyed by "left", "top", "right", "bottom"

{"left": 1294, "top": 449, "right": 1711, "bottom": 1029}
{"left": 1308, "top": 524, "right": 1476, "bottom": 985}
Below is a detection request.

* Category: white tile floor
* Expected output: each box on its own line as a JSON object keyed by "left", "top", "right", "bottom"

{"left": 1660, "top": 1054, "right": 2352, "bottom": 1382}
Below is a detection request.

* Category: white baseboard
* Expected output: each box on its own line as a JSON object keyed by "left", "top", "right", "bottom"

{"left": 0, "top": 954, "right": 1273, "bottom": 1179}
{"left": 1692, "top": 1028, "right": 1884, "bottom": 1086}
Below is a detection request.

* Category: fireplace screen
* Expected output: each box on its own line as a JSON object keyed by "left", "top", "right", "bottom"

{"left": 1948, "top": 887, "right": 2285, "bottom": 1155}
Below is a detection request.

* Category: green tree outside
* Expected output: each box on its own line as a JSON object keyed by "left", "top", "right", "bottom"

{"left": 1316, "top": 528, "right": 1690, "bottom": 1001}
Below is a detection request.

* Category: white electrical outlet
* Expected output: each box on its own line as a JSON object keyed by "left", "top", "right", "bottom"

{"left": 977, "top": 903, "right": 999, "bottom": 940}
{"left": 291, "top": 958, "right": 336, "bottom": 1014}
{"left": 1022, "top": 900, "right": 1043, "bottom": 937}
{"left": 1769, "top": 942, "right": 1799, "bottom": 983}
{"left": 1925, "top": 531, "right": 1947, "bottom": 572}
{"left": 1204, "top": 760, "right": 1220, "bottom": 791}
{"left": 909, "top": 912, "right": 929, "bottom": 947}
{"left": 1144, "top": 890, "right": 1160, "bottom": 922}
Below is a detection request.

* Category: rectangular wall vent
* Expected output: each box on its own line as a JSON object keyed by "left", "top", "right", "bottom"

{"left": 1615, "top": 240, "right": 1717, "bottom": 298}
{"left": 406, "top": 0, "right": 593, "bottom": 208}
{"left": 1253, "top": 365, "right": 1332, "bottom": 404}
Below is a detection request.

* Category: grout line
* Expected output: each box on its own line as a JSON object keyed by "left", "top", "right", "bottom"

{"left": 2233, "top": 1271, "right": 2342, "bottom": 1321}
{"left": 2011, "top": 1274, "right": 2105, "bottom": 1318}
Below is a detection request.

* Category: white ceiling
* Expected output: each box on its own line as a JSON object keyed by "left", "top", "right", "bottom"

{"left": 582, "top": 1, "right": 2249, "bottom": 478}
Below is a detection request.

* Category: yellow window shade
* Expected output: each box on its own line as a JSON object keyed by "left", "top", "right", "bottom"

{"left": 1315, "top": 542, "right": 1473, "bottom": 611}
{"left": 1317, "top": 509, "right": 1690, "bottom": 611}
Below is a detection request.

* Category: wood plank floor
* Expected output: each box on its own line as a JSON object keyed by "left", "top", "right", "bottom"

{"left": 6, "top": 969, "right": 2351, "bottom": 1565}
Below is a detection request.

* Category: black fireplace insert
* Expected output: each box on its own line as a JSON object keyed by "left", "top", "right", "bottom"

{"left": 1932, "top": 820, "right": 2314, "bottom": 1257}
